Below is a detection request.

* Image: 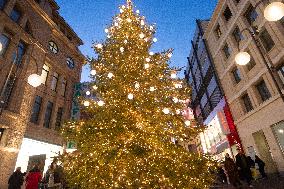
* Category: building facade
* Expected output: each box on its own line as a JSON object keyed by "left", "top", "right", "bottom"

{"left": 204, "top": 0, "right": 284, "bottom": 174}
{"left": 185, "top": 19, "right": 242, "bottom": 160}
{"left": 0, "top": 0, "right": 84, "bottom": 187}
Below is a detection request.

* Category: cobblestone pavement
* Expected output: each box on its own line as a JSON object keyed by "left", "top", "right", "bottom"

{"left": 211, "top": 175, "right": 284, "bottom": 189}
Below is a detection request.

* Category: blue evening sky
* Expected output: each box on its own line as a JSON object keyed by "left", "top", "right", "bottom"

{"left": 56, "top": 0, "right": 218, "bottom": 82}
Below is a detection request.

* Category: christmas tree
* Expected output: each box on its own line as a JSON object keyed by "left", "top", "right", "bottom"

{"left": 61, "top": 1, "right": 215, "bottom": 188}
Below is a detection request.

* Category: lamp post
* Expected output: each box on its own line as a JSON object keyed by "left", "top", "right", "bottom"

{"left": 0, "top": 43, "right": 42, "bottom": 115}
{"left": 235, "top": 1, "right": 284, "bottom": 103}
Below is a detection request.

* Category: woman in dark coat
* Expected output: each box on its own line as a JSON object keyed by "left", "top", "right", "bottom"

{"left": 8, "top": 167, "right": 25, "bottom": 189}
{"left": 255, "top": 155, "right": 267, "bottom": 178}
{"left": 224, "top": 153, "right": 242, "bottom": 188}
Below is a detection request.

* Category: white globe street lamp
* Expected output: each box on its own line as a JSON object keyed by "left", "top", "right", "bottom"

{"left": 264, "top": 2, "right": 284, "bottom": 22}
{"left": 235, "top": 51, "right": 251, "bottom": 65}
{"left": 27, "top": 74, "right": 42, "bottom": 88}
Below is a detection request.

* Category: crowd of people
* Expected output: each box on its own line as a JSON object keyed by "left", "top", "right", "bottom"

{"left": 7, "top": 159, "right": 65, "bottom": 189}
{"left": 217, "top": 148, "right": 267, "bottom": 188}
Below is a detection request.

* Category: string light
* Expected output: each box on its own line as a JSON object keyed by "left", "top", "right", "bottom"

{"left": 83, "top": 101, "right": 90, "bottom": 107}
{"left": 96, "top": 44, "right": 103, "bottom": 49}
{"left": 120, "top": 47, "right": 124, "bottom": 52}
{"left": 107, "top": 72, "right": 114, "bottom": 78}
{"left": 149, "top": 52, "right": 154, "bottom": 56}
{"left": 93, "top": 85, "right": 98, "bottom": 90}
{"left": 90, "top": 70, "right": 96, "bottom": 75}
{"left": 139, "top": 33, "right": 145, "bottom": 39}
{"left": 86, "top": 91, "right": 91, "bottom": 96}
{"left": 153, "top": 38, "right": 158, "bottom": 42}
{"left": 135, "top": 82, "right": 140, "bottom": 89}
{"left": 145, "top": 57, "right": 150, "bottom": 62}
{"left": 162, "top": 108, "right": 170, "bottom": 114}
{"left": 149, "top": 87, "right": 155, "bottom": 91}
{"left": 105, "top": 28, "right": 109, "bottom": 33}
{"left": 128, "top": 93, "right": 134, "bottom": 100}
{"left": 185, "top": 120, "right": 191, "bottom": 126}
{"left": 97, "top": 100, "right": 105, "bottom": 106}
{"left": 144, "top": 63, "right": 150, "bottom": 69}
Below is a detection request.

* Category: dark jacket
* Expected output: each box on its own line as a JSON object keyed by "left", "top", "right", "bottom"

{"left": 255, "top": 156, "right": 265, "bottom": 168}
{"left": 8, "top": 170, "right": 25, "bottom": 189}
{"left": 236, "top": 153, "right": 249, "bottom": 170}
{"left": 224, "top": 157, "right": 239, "bottom": 184}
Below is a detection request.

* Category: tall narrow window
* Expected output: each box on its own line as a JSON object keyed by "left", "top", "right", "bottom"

{"left": 0, "top": 74, "right": 16, "bottom": 108}
{"left": 43, "top": 101, "right": 53, "bottom": 128}
{"left": 61, "top": 79, "right": 67, "bottom": 97}
{"left": 55, "top": 107, "right": 63, "bottom": 130}
{"left": 223, "top": 6, "right": 232, "bottom": 21}
{"left": 10, "top": 6, "right": 22, "bottom": 23}
{"left": 214, "top": 24, "right": 222, "bottom": 39}
{"left": 48, "top": 41, "right": 58, "bottom": 54}
{"left": 41, "top": 64, "right": 49, "bottom": 85}
{"left": 0, "top": 0, "right": 6, "bottom": 9}
{"left": 223, "top": 43, "right": 232, "bottom": 59}
{"left": 256, "top": 80, "right": 271, "bottom": 102}
{"left": 259, "top": 29, "right": 275, "bottom": 52}
{"left": 233, "top": 26, "right": 244, "bottom": 43}
{"left": 30, "top": 96, "right": 42, "bottom": 124}
{"left": 277, "top": 64, "right": 284, "bottom": 86}
{"left": 244, "top": 4, "right": 258, "bottom": 25}
{"left": 16, "top": 41, "right": 27, "bottom": 65}
{"left": 246, "top": 51, "right": 256, "bottom": 71}
{"left": 242, "top": 93, "right": 253, "bottom": 112}
{"left": 51, "top": 72, "right": 59, "bottom": 91}
{"left": 232, "top": 67, "right": 241, "bottom": 83}
{"left": 0, "top": 34, "right": 10, "bottom": 56}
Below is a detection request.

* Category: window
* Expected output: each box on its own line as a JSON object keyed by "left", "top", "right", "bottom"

{"left": 51, "top": 72, "right": 59, "bottom": 91}
{"left": 55, "top": 107, "right": 63, "bottom": 130}
{"left": 277, "top": 64, "right": 284, "bottom": 86}
{"left": 66, "top": 57, "right": 75, "bottom": 69}
{"left": 242, "top": 93, "right": 253, "bottom": 112}
{"left": 10, "top": 6, "right": 22, "bottom": 23}
{"left": 16, "top": 41, "right": 27, "bottom": 65}
{"left": 48, "top": 41, "right": 58, "bottom": 54}
{"left": 271, "top": 121, "right": 284, "bottom": 154}
{"left": 41, "top": 64, "right": 49, "bottom": 85}
{"left": 244, "top": 4, "right": 258, "bottom": 25}
{"left": 233, "top": 26, "right": 244, "bottom": 43}
{"left": 0, "top": 0, "right": 6, "bottom": 9}
{"left": 207, "top": 77, "right": 218, "bottom": 96}
{"left": 61, "top": 78, "right": 67, "bottom": 96}
{"left": 223, "top": 43, "right": 232, "bottom": 59}
{"left": 0, "top": 74, "right": 15, "bottom": 108}
{"left": 0, "top": 34, "right": 10, "bottom": 56}
{"left": 30, "top": 96, "right": 42, "bottom": 124}
{"left": 43, "top": 101, "right": 53, "bottom": 128}
{"left": 281, "top": 17, "right": 284, "bottom": 28}
{"left": 232, "top": 67, "right": 241, "bottom": 83}
{"left": 25, "top": 21, "right": 32, "bottom": 35}
{"left": 246, "top": 52, "right": 256, "bottom": 71}
{"left": 223, "top": 6, "right": 232, "bottom": 21}
{"left": 214, "top": 24, "right": 222, "bottom": 39}
{"left": 259, "top": 29, "right": 275, "bottom": 52}
{"left": 256, "top": 80, "right": 271, "bottom": 102}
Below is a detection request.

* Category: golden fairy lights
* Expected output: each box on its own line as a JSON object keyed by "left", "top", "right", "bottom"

{"left": 61, "top": 0, "right": 216, "bottom": 188}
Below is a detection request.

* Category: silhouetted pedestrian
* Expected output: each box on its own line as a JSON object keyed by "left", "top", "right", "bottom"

{"left": 255, "top": 155, "right": 267, "bottom": 178}
{"left": 224, "top": 153, "right": 242, "bottom": 188}
{"left": 8, "top": 167, "right": 26, "bottom": 189}
{"left": 235, "top": 149, "right": 253, "bottom": 187}
{"left": 25, "top": 164, "right": 42, "bottom": 189}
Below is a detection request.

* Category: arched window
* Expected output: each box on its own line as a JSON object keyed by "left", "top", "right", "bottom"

{"left": 48, "top": 41, "right": 58, "bottom": 54}
{"left": 66, "top": 57, "right": 75, "bottom": 69}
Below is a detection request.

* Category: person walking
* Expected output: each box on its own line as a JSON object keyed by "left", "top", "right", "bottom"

{"left": 224, "top": 153, "right": 242, "bottom": 188}
{"left": 8, "top": 167, "right": 26, "bottom": 189}
{"left": 25, "top": 164, "right": 42, "bottom": 189}
{"left": 235, "top": 148, "right": 253, "bottom": 187}
{"left": 255, "top": 155, "right": 267, "bottom": 178}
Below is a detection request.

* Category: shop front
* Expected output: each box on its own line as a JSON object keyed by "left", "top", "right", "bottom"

{"left": 14, "top": 138, "right": 63, "bottom": 173}
{"left": 199, "top": 98, "right": 242, "bottom": 161}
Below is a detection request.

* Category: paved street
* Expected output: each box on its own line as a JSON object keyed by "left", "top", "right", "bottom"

{"left": 211, "top": 175, "right": 284, "bottom": 189}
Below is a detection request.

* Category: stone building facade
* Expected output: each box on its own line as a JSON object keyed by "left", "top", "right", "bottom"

{"left": 0, "top": 0, "right": 84, "bottom": 187}
{"left": 204, "top": 0, "right": 284, "bottom": 174}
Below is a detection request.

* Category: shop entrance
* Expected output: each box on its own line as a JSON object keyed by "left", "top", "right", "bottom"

{"left": 252, "top": 130, "right": 278, "bottom": 174}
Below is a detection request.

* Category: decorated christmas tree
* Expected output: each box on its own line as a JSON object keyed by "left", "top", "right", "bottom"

{"left": 61, "top": 1, "right": 215, "bottom": 188}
